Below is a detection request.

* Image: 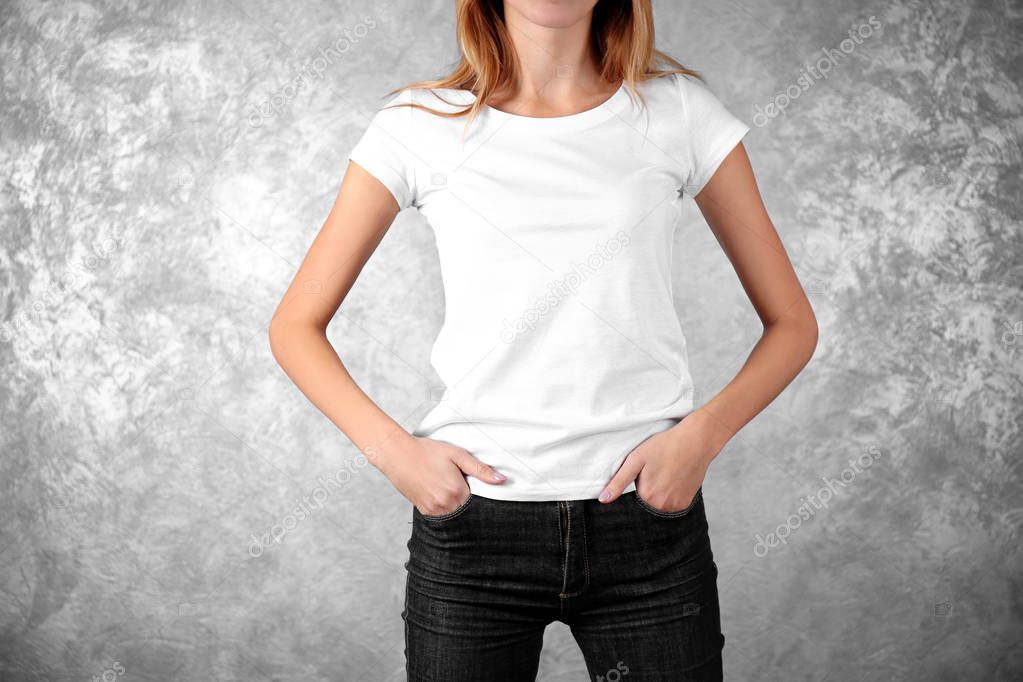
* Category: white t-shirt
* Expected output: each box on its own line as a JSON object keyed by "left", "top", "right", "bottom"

{"left": 349, "top": 73, "right": 749, "bottom": 501}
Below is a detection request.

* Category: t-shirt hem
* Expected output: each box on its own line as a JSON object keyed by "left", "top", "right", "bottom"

{"left": 467, "top": 478, "right": 637, "bottom": 502}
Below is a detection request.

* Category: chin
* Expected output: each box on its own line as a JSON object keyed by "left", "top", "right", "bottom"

{"left": 505, "top": 0, "right": 600, "bottom": 29}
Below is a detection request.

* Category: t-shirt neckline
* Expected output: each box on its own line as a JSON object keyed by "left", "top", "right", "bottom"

{"left": 466, "top": 81, "right": 630, "bottom": 131}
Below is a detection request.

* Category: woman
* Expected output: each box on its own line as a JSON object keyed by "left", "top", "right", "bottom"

{"left": 269, "top": 1, "right": 817, "bottom": 679}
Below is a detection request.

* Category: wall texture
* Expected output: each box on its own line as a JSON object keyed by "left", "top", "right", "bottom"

{"left": 1, "top": 0, "right": 1021, "bottom": 680}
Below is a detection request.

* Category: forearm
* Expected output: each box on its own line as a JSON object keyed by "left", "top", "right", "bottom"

{"left": 268, "top": 320, "right": 415, "bottom": 470}
{"left": 691, "top": 313, "right": 818, "bottom": 451}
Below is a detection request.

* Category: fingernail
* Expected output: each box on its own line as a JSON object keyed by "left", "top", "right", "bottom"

{"left": 598, "top": 489, "right": 612, "bottom": 503}
{"left": 492, "top": 471, "right": 507, "bottom": 482}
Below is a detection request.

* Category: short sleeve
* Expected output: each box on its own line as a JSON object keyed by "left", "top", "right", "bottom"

{"left": 348, "top": 90, "right": 418, "bottom": 210}
{"left": 675, "top": 74, "right": 750, "bottom": 197}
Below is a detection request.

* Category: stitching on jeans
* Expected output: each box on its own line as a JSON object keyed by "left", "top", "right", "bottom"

{"left": 560, "top": 502, "right": 571, "bottom": 598}
{"left": 568, "top": 502, "right": 590, "bottom": 597}
{"left": 581, "top": 504, "right": 590, "bottom": 593}
{"left": 633, "top": 487, "right": 703, "bottom": 518}
{"left": 564, "top": 505, "right": 572, "bottom": 593}
{"left": 416, "top": 493, "right": 474, "bottom": 522}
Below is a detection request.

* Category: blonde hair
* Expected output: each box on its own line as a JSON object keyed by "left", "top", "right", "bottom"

{"left": 386, "top": 0, "right": 700, "bottom": 121}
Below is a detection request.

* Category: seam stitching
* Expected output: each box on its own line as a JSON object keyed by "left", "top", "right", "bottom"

{"left": 416, "top": 493, "right": 474, "bottom": 522}
{"left": 633, "top": 487, "right": 703, "bottom": 518}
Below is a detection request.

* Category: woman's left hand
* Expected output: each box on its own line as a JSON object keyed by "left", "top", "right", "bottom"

{"left": 598, "top": 408, "right": 731, "bottom": 511}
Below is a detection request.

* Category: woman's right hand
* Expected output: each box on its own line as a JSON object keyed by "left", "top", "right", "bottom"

{"left": 380, "top": 436, "right": 507, "bottom": 516}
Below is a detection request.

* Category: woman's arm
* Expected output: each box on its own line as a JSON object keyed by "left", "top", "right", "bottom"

{"left": 268, "top": 161, "right": 506, "bottom": 515}
{"left": 599, "top": 142, "right": 818, "bottom": 509}
{"left": 691, "top": 143, "right": 819, "bottom": 437}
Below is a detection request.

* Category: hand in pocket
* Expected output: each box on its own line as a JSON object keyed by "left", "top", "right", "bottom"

{"left": 381, "top": 437, "right": 506, "bottom": 516}
{"left": 598, "top": 410, "right": 727, "bottom": 512}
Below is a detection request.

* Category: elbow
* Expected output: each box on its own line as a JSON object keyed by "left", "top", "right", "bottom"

{"left": 267, "top": 315, "right": 285, "bottom": 363}
{"left": 801, "top": 303, "right": 820, "bottom": 363}
{"left": 806, "top": 316, "right": 820, "bottom": 361}
{"left": 770, "top": 301, "right": 818, "bottom": 365}
{"left": 268, "top": 313, "right": 296, "bottom": 364}
{"left": 268, "top": 312, "right": 325, "bottom": 364}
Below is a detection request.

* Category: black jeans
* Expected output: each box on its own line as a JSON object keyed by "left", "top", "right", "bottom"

{"left": 403, "top": 488, "right": 724, "bottom": 681}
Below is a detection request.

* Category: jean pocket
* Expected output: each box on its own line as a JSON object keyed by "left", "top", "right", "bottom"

{"left": 415, "top": 492, "right": 475, "bottom": 522}
{"left": 633, "top": 486, "right": 703, "bottom": 518}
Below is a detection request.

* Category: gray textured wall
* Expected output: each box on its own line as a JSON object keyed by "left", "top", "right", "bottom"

{"left": 1, "top": 0, "right": 1021, "bottom": 680}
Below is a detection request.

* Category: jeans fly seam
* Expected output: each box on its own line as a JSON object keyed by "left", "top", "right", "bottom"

{"left": 560, "top": 502, "right": 589, "bottom": 600}
{"left": 559, "top": 502, "right": 571, "bottom": 601}
{"left": 580, "top": 503, "right": 590, "bottom": 595}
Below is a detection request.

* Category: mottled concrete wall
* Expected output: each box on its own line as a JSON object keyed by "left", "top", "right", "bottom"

{"left": 1, "top": 0, "right": 1020, "bottom": 680}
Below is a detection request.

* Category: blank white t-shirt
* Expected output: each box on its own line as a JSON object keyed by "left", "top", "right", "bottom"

{"left": 349, "top": 73, "right": 749, "bottom": 501}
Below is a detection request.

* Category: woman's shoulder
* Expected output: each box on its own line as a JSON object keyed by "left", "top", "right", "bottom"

{"left": 628, "top": 71, "right": 693, "bottom": 113}
{"left": 648, "top": 71, "right": 709, "bottom": 103}
{"left": 376, "top": 86, "right": 475, "bottom": 118}
{"left": 664, "top": 71, "right": 733, "bottom": 113}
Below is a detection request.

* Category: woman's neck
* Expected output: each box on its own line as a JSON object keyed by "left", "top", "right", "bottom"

{"left": 496, "top": 5, "right": 615, "bottom": 116}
